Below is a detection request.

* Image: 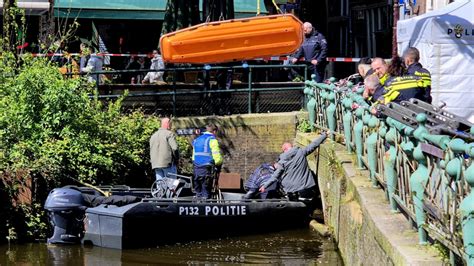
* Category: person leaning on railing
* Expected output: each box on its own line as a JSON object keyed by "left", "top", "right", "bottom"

{"left": 403, "top": 47, "right": 432, "bottom": 104}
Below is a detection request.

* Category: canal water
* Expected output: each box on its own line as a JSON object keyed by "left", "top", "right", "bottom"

{"left": 0, "top": 228, "right": 342, "bottom": 265}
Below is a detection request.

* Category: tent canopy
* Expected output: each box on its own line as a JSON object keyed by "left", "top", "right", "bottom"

{"left": 54, "top": 0, "right": 267, "bottom": 20}
{"left": 397, "top": 0, "right": 474, "bottom": 122}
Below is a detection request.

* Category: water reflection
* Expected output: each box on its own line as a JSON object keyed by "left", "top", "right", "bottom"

{"left": 0, "top": 229, "right": 342, "bottom": 265}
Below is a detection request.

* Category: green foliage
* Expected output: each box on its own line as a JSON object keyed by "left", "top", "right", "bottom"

{"left": 176, "top": 136, "right": 193, "bottom": 175}
{"left": 0, "top": 54, "right": 162, "bottom": 241}
{"left": 297, "top": 117, "right": 312, "bottom": 133}
{"left": 20, "top": 203, "right": 48, "bottom": 240}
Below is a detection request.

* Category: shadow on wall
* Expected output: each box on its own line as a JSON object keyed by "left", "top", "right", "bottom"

{"left": 176, "top": 114, "right": 294, "bottom": 179}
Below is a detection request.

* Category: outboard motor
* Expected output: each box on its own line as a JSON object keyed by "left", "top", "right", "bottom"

{"left": 44, "top": 187, "right": 87, "bottom": 244}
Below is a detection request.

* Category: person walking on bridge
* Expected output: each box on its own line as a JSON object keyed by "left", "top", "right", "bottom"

{"left": 291, "top": 22, "right": 328, "bottom": 82}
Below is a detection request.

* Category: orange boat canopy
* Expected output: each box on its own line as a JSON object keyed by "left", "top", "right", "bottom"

{"left": 160, "top": 14, "right": 303, "bottom": 64}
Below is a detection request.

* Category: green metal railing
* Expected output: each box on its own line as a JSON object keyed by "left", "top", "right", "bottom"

{"left": 304, "top": 75, "right": 474, "bottom": 265}
{"left": 81, "top": 64, "right": 308, "bottom": 116}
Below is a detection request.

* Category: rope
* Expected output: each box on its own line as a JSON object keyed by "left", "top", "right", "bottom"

{"left": 68, "top": 176, "right": 111, "bottom": 197}
{"left": 272, "top": 0, "right": 282, "bottom": 14}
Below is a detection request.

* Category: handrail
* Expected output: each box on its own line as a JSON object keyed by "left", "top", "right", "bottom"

{"left": 75, "top": 64, "right": 308, "bottom": 116}
{"left": 304, "top": 74, "right": 474, "bottom": 264}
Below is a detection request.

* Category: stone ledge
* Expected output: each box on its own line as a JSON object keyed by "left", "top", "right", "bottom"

{"left": 297, "top": 133, "right": 446, "bottom": 265}
{"left": 340, "top": 156, "right": 445, "bottom": 265}
{"left": 173, "top": 111, "right": 303, "bottom": 128}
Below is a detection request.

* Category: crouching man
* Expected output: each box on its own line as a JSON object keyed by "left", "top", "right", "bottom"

{"left": 243, "top": 162, "right": 280, "bottom": 199}
{"left": 259, "top": 131, "right": 329, "bottom": 201}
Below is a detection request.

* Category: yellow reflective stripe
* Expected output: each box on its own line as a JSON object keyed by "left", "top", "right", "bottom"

{"left": 383, "top": 90, "right": 400, "bottom": 104}
{"left": 421, "top": 77, "right": 431, "bottom": 86}
{"left": 386, "top": 80, "right": 423, "bottom": 91}
{"left": 380, "top": 74, "right": 389, "bottom": 85}
{"left": 413, "top": 72, "right": 431, "bottom": 87}
{"left": 209, "top": 138, "right": 223, "bottom": 166}
{"left": 414, "top": 71, "right": 430, "bottom": 77}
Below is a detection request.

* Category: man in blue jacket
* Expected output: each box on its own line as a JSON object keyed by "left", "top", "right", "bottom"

{"left": 292, "top": 22, "right": 328, "bottom": 82}
{"left": 243, "top": 162, "right": 279, "bottom": 199}
{"left": 260, "top": 131, "right": 329, "bottom": 201}
{"left": 192, "top": 124, "right": 223, "bottom": 199}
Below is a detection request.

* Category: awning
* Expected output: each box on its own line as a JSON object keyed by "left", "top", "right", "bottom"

{"left": 0, "top": 0, "right": 50, "bottom": 16}
{"left": 54, "top": 0, "right": 267, "bottom": 20}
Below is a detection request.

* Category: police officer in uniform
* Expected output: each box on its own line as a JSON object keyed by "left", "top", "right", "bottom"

{"left": 380, "top": 75, "right": 427, "bottom": 104}
{"left": 403, "top": 47, "right": 432, "bottom": 103}
{"left": 192, "top": 124, "right": 223, "bottom": 199}
{"left": 292, "top": 22, "right": 328, "bottom": 82}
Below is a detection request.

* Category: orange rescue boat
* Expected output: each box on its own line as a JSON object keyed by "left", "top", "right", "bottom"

{"left": 160, "top": 14, "right": 303, "bottom": 64}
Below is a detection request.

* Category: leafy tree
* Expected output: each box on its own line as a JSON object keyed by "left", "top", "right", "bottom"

{"left": 0, "top": 52, "right": 165, "bottom": 241}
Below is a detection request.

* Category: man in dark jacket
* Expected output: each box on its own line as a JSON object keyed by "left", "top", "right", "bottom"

{"left": 243, "top": 162, "right": 279, "bottom": 199}
{"left": 259, "top": 131, "right": 329, "bottom": 200}
{"left": 403, "top": 47, "right": 432, "bottom": 103}
{"left": 292, "top": 22, "right": 328, "bottom": 82}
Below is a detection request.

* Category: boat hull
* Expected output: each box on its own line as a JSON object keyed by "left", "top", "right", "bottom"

{"left": 160, "top": 14, "right": 303, "bottom": 64}
{"left": 83, "top": 196, "right": 309, "bottom": 249}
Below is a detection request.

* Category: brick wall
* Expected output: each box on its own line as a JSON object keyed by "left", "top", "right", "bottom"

{"left": 173, "top": 112, "right": 304, "bottom": 181}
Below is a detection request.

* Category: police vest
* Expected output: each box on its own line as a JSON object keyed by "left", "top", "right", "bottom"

{"left": 193, "top": 133, "right": 215, "bottom": 166}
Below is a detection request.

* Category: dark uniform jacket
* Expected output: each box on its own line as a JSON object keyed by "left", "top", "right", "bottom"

{"left": 381, "top": 75, "right": 427, "bottom": 104}
{"left": 406, "top": 62, "right": 432, "bottom": 103}
{"left": 294, "top": 31, "right": 328, "bottom": 63}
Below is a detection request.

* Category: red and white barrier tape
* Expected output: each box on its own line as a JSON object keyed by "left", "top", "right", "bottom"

{"left": 30, "top": 53, "right": 153, "bottom": 57}
{"left": 326, "top": 57, "right": 361, "bottom": 62}
{"left": 28, "top": 53, "right": 363, "bottom": 63}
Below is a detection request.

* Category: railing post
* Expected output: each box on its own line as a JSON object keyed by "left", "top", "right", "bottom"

{"left": 366, "top": 116, "right": 379, "bottom": 187}
{"left": 326, "top": 80, "right": 337, "bottom": 140}
{"left": 248, "top": 67, "right": 253, "bottom": 114}
{"left": 384, "top": 118, "right": 399, "bottom": 212}
{"left": 304, "top": 80, "right": 317, "bottom": 130}
{"left": 410, "top": 113, "right": 431, "bottom": 245}
{"left": 354, "top": 107, "right": 365, "bottom": 169}
{"left": 460, "top": 134, "right": 474, "bottom": 264}
{"left": 341, "top": 95, "right": 353, "bottom": 153}
{"left": 304, "top": 65, "right": 308, "bottom": 82}
{"left": 172, "top": 69, "right": 177, "bottom": 116}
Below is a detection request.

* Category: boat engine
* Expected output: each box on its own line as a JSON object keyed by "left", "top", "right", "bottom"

{"left": 44, "top": 187, "right": 87, "bottom": 244}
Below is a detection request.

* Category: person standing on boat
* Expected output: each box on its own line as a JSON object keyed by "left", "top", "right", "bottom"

{"left": 192, "top": 124, "right": 223, "bottom": 199}
{"left": 150, "top": 118, "right": 179, "bottom": 180}
{"left": 259, "top": 131, "right": 329, "bottom": 201}
{"left": 291, "top": 22, "right": 328, "bottom": 82}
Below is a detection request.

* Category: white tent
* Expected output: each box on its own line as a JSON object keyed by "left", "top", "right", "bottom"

{"left": 397, "top": 0, "right": 474, "bottom": 122}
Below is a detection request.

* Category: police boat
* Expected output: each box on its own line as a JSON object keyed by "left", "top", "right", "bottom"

{"left": 44, "top": 175, "right": 310, "bottom": 249}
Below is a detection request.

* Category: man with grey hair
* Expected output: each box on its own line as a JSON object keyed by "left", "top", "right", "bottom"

{"left": 363, "top": 74, "right": 384, "bottom": 104}
{"left": 150, "top": 117, "right": 179, "bottom": 180}
{"left": 404, "top": 47, "right": 432, "bottom": 103}
{"left": 291, "top": 22, "right": 327, "bottom": 82}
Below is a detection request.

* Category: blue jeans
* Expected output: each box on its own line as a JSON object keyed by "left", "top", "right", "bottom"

{"left": 154, "top": 165, "right": 177, "bottom": 181}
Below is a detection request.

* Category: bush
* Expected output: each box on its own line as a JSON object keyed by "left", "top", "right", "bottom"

{"left": 0, "top": 54, "right": 163, "bottom": 241}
